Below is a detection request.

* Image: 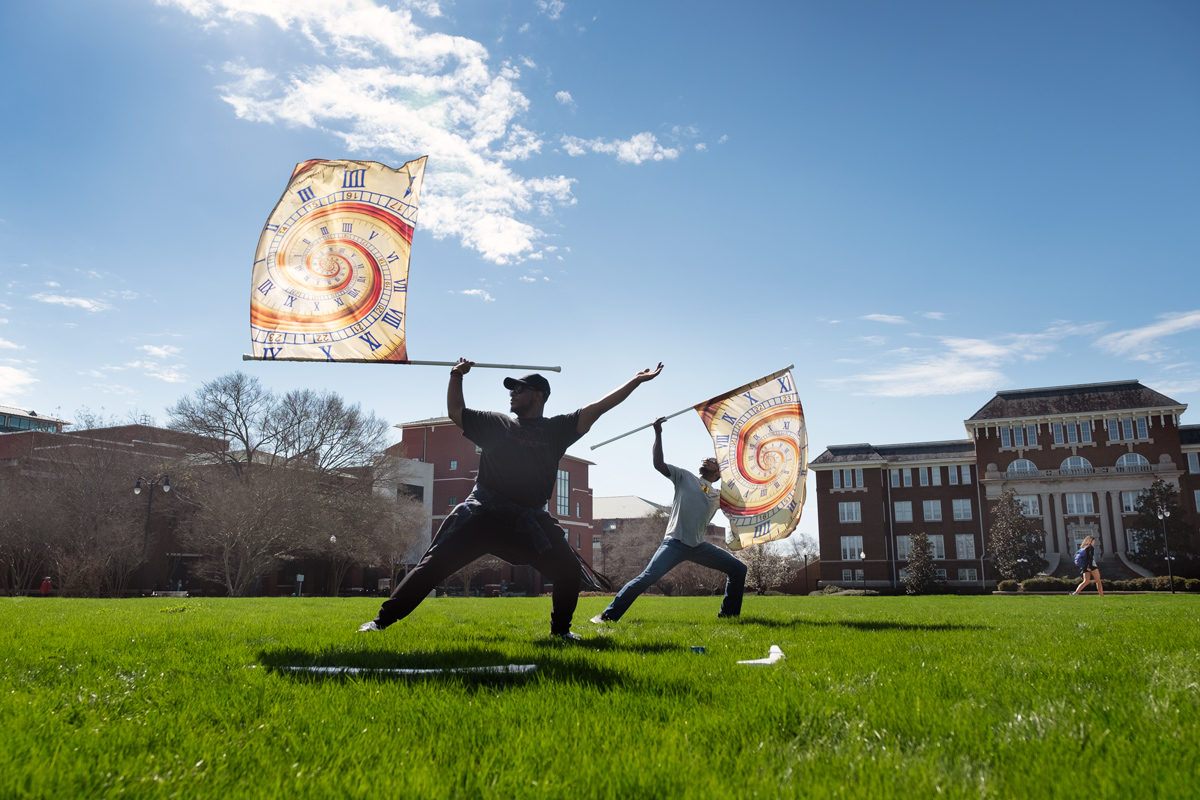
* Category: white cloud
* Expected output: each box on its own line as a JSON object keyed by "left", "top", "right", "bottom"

{"left": 857, "top": 336, "right": 886, "bottom": 346}
{"left": 717, "top": 135, "right": 728, "bottom": 144}
{"left": 695, "top": 143, "right": 707, "bottom": 152}
{"left": 919, "top": 311, "right": 946, "bottom": 320}
{"left": 138, "top": 344, "right": 183, "bottom": 358}
{"left": 519, "top": 275, "right": 536, "bottom": 282}
{"left": 461, "top": 289, "right": 495, "bottom": 301}
{"left": 0, "top": 338, "right": 22, "bottom": 349}
{"left": 555, "top": 90, "right": 574, "bottom": 106}
{"left": 1093, "top": 310, "right": 1200, "bottom": 362}
{"left": 861, "top": 314, "right": 907, "bottom": 325}
{"left": 45, "top": 281, "right": 60, "bottom": 287}
{"left": 824, "top": 323, "right": 1100, "bottom": 397}
{"left": 145, "top": 365, "right": 188, "bottom": 383}
{"left": 1151, "top": 379, "right": 1200, "bottom": 397}
{"left": 78, "top": 369, "right": 105, "bottom": 378}
{"left": 163, "top": 0, "right": 581, "bottom": 264}
{"left": 0, "top": 366, "right": 37, "bottom": 400}
{"left": 0, "top": 319, "right": 8, "bottom": 324}
{"left": 560, "top": 132, "right": 680, "bottom": 164}
{"left": 537, "top": 0, "right": 565, "bottom": 19}
{"left": 31, "top": 293, "right": 113, "bottom": 312}
{"left": 518, "top": 22, "right": 530, "bottom": 33}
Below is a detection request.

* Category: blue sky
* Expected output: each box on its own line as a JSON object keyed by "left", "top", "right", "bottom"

{"left": 2, "top": 0, "right": 1198, "bottom": 537}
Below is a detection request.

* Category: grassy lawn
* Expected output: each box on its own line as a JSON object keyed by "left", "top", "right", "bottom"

{"left": 2, "top": 594, "right": 1198, "bottom": 799}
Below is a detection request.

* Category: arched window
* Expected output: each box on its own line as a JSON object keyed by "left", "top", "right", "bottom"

{"left": 1006, "top": 459, "right": 1038, "bottom": 476}
{"left": 1115, "top": 453, "right": 1150, "bottom": 472}
{"left": 1060, "top": 456, "right": 1093, "bottom": 474}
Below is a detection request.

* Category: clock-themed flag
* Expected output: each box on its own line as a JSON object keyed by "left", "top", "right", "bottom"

{"left": 250, "top": 157, "right": 427, "bottom": 363}
{"left": 694, "top": 367, "right": 808, "bottom": 550}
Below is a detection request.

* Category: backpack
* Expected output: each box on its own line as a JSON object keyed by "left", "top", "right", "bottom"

{"left": 1074, "top": 547, "right": 1088, "bottom": 568}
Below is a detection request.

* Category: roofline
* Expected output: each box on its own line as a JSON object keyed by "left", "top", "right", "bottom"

{"left": 993, "top": 379, "right": 1141, "bottom": 396}
{"left": 966, "top": 404, "right": 1187, "bottom": 425}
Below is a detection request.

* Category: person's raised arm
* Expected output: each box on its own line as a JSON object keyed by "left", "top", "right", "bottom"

{"left": 651, "top": 416, "right": 669, "bottom": 478}
{"left": 577, "top": 362, "right": 663, "bottom": 434}
{"left": 447, "top": 358, "right": 474, "bottom": 429}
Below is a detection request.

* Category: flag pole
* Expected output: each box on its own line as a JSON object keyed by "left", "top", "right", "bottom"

{"left": 589, "top": 364, "right": 795, "bottom": 451}
{"left": 241, "top": 354, "right": 561, "bottom": 372}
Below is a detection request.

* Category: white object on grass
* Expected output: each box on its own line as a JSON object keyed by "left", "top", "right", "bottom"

{"left": 282, "top": 664, "right": 537, "bottom": 676}
{"left": 737, "top": 645, "right": 785, "bottom": 666}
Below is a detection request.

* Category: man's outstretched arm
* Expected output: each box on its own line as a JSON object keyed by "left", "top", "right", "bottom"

{"left": 577, "top": 362, "right": 664, "bottom": 435}
{"left": 447, "top": 358, "right": 474, "bottom": 429}
{"left": 651, "top": 416, "right": 670, "bottom": 478}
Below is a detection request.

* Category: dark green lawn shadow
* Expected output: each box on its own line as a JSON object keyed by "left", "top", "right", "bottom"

{"left": 733, "top": 616, "right": 992, "bottom": 632}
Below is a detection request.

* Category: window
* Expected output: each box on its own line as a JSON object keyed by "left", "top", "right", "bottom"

{"left": 855, "top": 468, "right": 863, "bottom": 487}
{"left": 1000, "top": 427, "right": 1011, "bottom": 447}
{"left": 948, "top": 465, "right": 959, "bottom": 485}
{"left": 1108, "top": 420, "right": 1120, "bottom": 441}
{"left": 1136, "top": 417, "right": 1148, "bottom": 439}
{"left": 961, "top": 465, "right": 971, "bottom": 484}
{"left": 923, "top": 500, "right": 942, "bottom": 522}
{"left": 1006, "top": 459, "right": 1037, "bottom": 476}
{"left": 890, "top": 469, "right": 900, "bottom": 487}
{"left": 1017, "top": 495, "right": 1040, "bottom": 516}
{"left": 894, "top": 501, "right": 913, "bottom": 522}
{"left": 929, "top": 535, "right": 945, "bottom": 559}
{"left": 903, "top": 468, "right": 912, "bottom": 487}
{"left": 1116, "top": 453, "right": 1150, "bottom": 472}
{"left": 833, "top": 470, "right": 841, "bottom": 489}
{"left": 448, "top": 496, "right": 457, "bottom": 506}
{"left": 1065, "top": 493, "right": 1095, "bottom": 514}
{"left": 557, "top": 470, "right": 569, "bottom": 516}
{"left": 449, "top": 460, "right": 457, "bottom": 470}
{"left": 840, "top": 536, "right": 863, "bottom": 561}
{"left": 855, "top": 569, "right": 865, "bottom": 583}
{"left": 576, "top": 502, "right": 581, "bottom": 518}
{"left": 399, "top": 484, "right": 424, "bottom": 502}
{"left": 1121, "top": 491, "right": 1145, "bottom": 514}
{"left": 842, "top": 569, "right": 853, "bottom": 582}
{"left": 593, "top": 535, "right": 602, "bottom": 546}
{"left": 576, "top": 533, "right": 581, "bottom": 548}
{"left": 896, "top": 535, "right": 911, "bottom": 560}
{"left": 952, "top": 499, "right": 972, "bottom": 521}
{"left": 1013, "top": 426, "right": 1025, "bottom": 447}
{"left": 1122, "top": 418, "right": 1134, "bottom": 440}
{"left": 1188, "top": 452, "right": 1199, "bottom": 474}
{"left": 838, "top": 502, "right": 861, "bottom": 523}
{"left": 958, "top": 568, "right": 978, "bottom": 582}
{"left": 1080, "top": 423, "right": 1092, "bottom": 443}
{"left": 1053, "top": 423, "right": 1065, "bottom": 444}
{"left": 932, "top": 466, "right": 942, "bottom": 486}
{"left": 602, "top": 520, "right": 617, "bottom": 532}
{"left": 1195, "top": 489, "right": 1200, "bottom": 510}
{"left": 1066, "top": 422, "right": 1078, "bottom": 444}
{"left": 1061, "top": 456, "right": 1093, "bottom": 474}
{"left": 936, "top": 568, "right": 948, "bottom": 579}
{"left": 955, "top": 534, "right": 976, "bottom": 559}
{"left": 919, "top": 467, "right": 929, "bottom": 487}
{"left": 1026, "top": 425, "right": 1038, "bottom": 446}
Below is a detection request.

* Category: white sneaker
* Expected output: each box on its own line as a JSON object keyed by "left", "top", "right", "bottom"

{"left": 558, "top": 631, "right": 583, "bottom": 642}
{"left": 357, "top": 620, "right": 382, "bottom": 632}
{"left": 589, "top": 614, "right": 607, "bottom": 625}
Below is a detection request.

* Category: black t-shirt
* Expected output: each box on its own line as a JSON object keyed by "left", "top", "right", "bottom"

{"left": 461, "top": 408, "right": 584, "bottom": 509}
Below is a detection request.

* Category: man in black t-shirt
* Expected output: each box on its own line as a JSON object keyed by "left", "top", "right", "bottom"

{"left": 360, "top": 357, "right": 662, "bottom": 640}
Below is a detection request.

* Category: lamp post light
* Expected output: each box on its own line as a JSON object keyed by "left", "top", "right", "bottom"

{"left": 134, "top": 475, "right": 170, "bottom": 595}
{"left": 859, "top": 550, "right": 866, "bottom": 590}
{"left": 1155, "top": 506, "right": 1176, "bottom": 595}
{"left": 802, "top": 548, "right": 810, "bottom": 595}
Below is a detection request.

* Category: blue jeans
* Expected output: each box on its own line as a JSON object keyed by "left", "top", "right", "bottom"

{"left": 601, "top": 539, "right": 747, "bottom": 621}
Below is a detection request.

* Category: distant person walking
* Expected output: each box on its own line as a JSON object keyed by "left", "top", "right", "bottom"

{"left": 591, "top": 416, "right": 747, "bottom": 624}
{"left": 1073, "top": 535, "right": 1104, "bottom": 595}
{"left": 40, "top": 577, "right": 53, "bottom": 596}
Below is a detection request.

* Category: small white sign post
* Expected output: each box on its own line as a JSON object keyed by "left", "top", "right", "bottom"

{"left": 297, "top": 574, "right": 305, "bottom": 598}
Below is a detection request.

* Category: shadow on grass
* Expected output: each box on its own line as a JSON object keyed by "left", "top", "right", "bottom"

{"left": 258, "top": 645, "right": 645, "bottom": 691}
{"left": 735, "top": 616, "right": 991, "bottom": 632}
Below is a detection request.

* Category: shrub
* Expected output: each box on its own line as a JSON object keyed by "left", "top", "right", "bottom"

{"left": 997, "top": 580, "right": 1019, "bottom": 593}
{"left": 1107, "top": 580, "right": 1129, "bottom": 592}
{"left": 1022, "top": 576, "right": 1077, "bottom": 592}
{"left": 1128, "top": 578, "right": 1154, "bottom": 592}
{"left": 1185, "top": 579, "right": 1200, "bottom": 593}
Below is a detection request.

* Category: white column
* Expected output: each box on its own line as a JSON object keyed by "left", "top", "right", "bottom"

{"left": 1112, "top": 505, "right": 1126, "bottom": 554}
{"left": 1097, "top": 491, "right": 1112, "bottom": 556}
{"left": 1053, "top": 493, "right": 1068, "bottom": 555}
{"left": 1039, "top": 493, "right": 1053, "bottom": 553}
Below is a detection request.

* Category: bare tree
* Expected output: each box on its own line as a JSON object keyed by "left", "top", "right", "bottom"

{"left": 0, "top": 473, "right": 52, "bottom": 595}
{"left": 166, "top": 371, "right": 278, "bottom": 478}
{"left": 738, "top": 544, "right": 794, "bottom": 595}
{"left": 370, "top": 492, "right": 428, "bottom": 590}
{"left": 600, "top": 510, "right": 668, "bottom": 588}
{"left": 451, "top": 555, "right": 506, "bottom": 596}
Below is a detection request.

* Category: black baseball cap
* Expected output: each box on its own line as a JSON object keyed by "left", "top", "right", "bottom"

{"left": 503, "top": 373, "right": 551, "bottom": 398}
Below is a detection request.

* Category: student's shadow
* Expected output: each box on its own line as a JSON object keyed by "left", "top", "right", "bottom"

{"left": 734, "top": 617, "right": 991, "bottom": 633}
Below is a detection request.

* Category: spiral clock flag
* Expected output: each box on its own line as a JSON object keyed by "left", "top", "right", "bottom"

{"left": 250, "top": 157, "right": 427, "bottom": 362}
{"left": 694, "top": 367, "right": 808, "bottom": 550}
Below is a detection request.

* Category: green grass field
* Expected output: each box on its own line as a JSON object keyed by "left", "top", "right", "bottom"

{"left": 3, "top": 594, "right": 1198, "bottom": 799}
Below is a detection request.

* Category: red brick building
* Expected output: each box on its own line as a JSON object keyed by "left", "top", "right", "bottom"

{"left": 811, "top": 381, "right": 1200, "bottom": 589}
{"left": 388, "top": 416, "right": 596, "bottom": 594}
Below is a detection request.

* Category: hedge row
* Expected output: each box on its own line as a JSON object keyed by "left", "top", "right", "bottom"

{"left": 997, "top": 576, "right": 1200, "bottom": 593}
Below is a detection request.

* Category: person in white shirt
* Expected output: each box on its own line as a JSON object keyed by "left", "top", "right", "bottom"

{"left": 591, "top": 417, "right": 747, "bottom": 623}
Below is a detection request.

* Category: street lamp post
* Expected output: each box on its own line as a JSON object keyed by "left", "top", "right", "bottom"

{"left": 134, "top": 475, "right": 170, "bottom": 595}
{"left": 1156, "top": 506, "right": 1176, "bottom": 595}
{"left": 859, "top": 550, "right": 866, "bottom": 590}
{"left": 802, "top": 548, "right": 810, "bottom": 595}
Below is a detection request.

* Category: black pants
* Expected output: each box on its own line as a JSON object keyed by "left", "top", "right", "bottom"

{"left": 375, "top": 510, "right": 583, "bottom": 635}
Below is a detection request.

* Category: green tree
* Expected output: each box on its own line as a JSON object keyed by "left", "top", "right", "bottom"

{"left": 988, "top": 489, "right": 1049, "bottom": 581}
{"left": 1129, "top": 479, "right": 1197, "bottom": 578}
{"left": 902, "top": 532, "right": 943, "bottom": 595}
